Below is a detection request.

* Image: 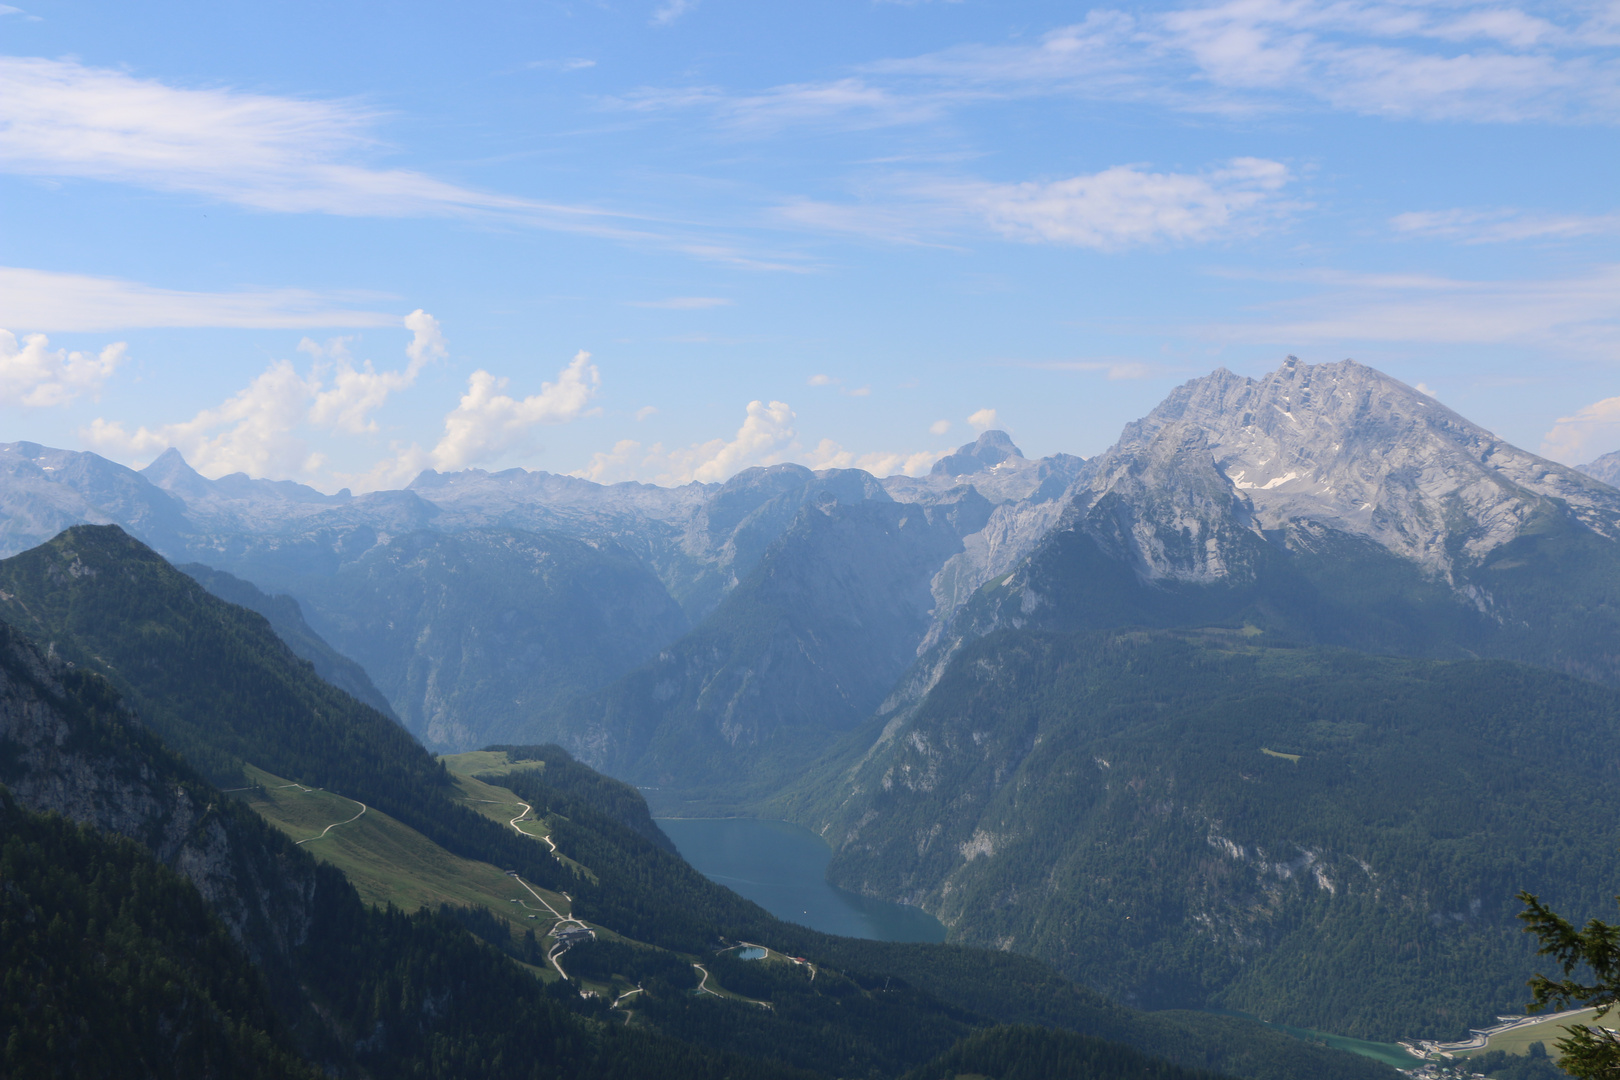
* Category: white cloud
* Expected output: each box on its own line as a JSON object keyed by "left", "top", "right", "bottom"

{"left": 1391, "top": 207, "right": 1620, "bottom": 243}
{"left": 651, "top": 0, "right": 697, "bottom": 26}
{"left": 635, "top": 405, "right": 659, "bottom": 421}
{"left": 1200, "top": 264, "right": 1620, "bottom": 355}
{"left": 777, "top": 158, "right": 1292, "bottom": 249}
{"left": 575, "top": 398, "right": 948, "bottom": 484}
{"left": 930, "top": 419, "right": 952, "bottom": 435}
{"left": 1543, "top": 395, "right": 1620, "bottom": 463}
{"left": 0, "top": 330, "right": 125, "bottom": 407}
{"left": 85, "top": 359, "right": 321, "bottom": 478}
{"left": 627, "top": 296, "right": 734, "bottom": 309}
{"left": 0, "top": 56, "right": 652, "bottom": 234}
{"left": 808, "top": 373, "right": 836, "bottom": 386}
{"left": 955, "top": 158, "right": 1291, "bottom": 249}
{"left": 307, "top": 309, "right": 444, "bottom": 434}
{"left": 83, "top": 311, "right": 454, "bottom": 482}
{"left": 804, "top": 440, "right": 946, "bottom": 476}
{"left": 631, "top": 2, "right": 1620, "bottom": 132}
{"left": 430, "top": 351, "right": 601, "bottom": 470}
{"left": 575, "top": 398, "right": 795, "bottom": 485}
{"left": 614, "top": 77, "right": 944, "bottom": 133}
{"left": 0, "top": 266, "right": 396, "bottom": 332}
{"left": 968, "top": 407, "right": 998, "bottom": 430}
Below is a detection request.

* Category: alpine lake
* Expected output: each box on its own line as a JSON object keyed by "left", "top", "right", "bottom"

{"left": 657, "top": 817, "right": 946, "bottom": 944}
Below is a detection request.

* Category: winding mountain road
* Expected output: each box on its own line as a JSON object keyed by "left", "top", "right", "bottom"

{"left": 509, "top": 800, "right": 560, "bottom": 856}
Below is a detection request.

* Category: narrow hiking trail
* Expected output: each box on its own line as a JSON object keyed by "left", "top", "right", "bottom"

{"left": 295, "top": 796, "right": 367, "bottom": 845}
{"left": 692, "top": 963, "right": 772, "bottom": 1009}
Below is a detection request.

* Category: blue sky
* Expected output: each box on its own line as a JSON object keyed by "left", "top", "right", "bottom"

{"left": 2, "top": 0, "right": 1618, "bottom": 490}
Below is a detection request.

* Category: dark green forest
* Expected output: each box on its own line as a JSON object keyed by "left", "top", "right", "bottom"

{"left": 797, "top": 626, "right": 1620, "bottom": 1039}
{"left": 0, "top": 790, "right": 317, "bottom": 1080}
{"left": 901, "top": 1024, "right": 1231, "bottom": 1080}
{"left": 490, "top": 747, "right": 1394, "bottom": 1080}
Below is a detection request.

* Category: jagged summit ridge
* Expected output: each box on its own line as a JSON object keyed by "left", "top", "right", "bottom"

{"left": 1104, "top": 357, "right": 1620, "bottom": 575}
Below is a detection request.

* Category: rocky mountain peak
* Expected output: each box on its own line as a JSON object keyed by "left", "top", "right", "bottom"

{"left": 1109, "top": 356, "right": 1620, "bottom": 574}
{"left": 931, "top": 430, "right": 1025, "bottom": 476}
{"left": 1579, "top": 449, "right": 1620, "bottom": 489}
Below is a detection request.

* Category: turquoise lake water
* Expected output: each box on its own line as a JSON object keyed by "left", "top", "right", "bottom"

{"left": 1204, "top": 1010, "right": 1417, "bottom": 1070}
{"left": 657, "top": 817, "right": 946, "bottom": 944}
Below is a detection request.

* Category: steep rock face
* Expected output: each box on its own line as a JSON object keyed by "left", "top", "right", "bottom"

{"left": 1118, "top": 358, "right": 1620, "bottom": 577}
{"left": 891, "top": 359, "right": 1620, "bottom": 718}
{"left": 887, "top": 434, "right": 1091, "bottom": 655}
{"left": 1578, "top": 448, "right": 1620, "bottom": 488}
{"left": 1076, "top": 424, "right": 1264, "bottom": 586}
{"left": 300, "top": 528, "right": 691, "bottom": 751}
{"left": 0, "top": 622, "right": 319, "bottom": 964}
{"left": 558, "top": 496, "right": 970, "bottom": 798}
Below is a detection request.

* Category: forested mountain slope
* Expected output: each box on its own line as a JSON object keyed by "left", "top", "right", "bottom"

{"left": 471, "top": 745, "right": 1395, "bottom": 1080}
{"left": 0, "top": 619, "right": 811, "bottom": 1080}
{"left": 0, "top": 790, "right": 319, "bottom": 1080}
{"left": 0, "top": 525, "right": 1394, "bottom": 1080}
{"left": 0, "top": 524, "right": 572, "bottom": 893}
{"left": 787, "top": 627, "right": 1620, "bottom": 1040}
{"left": 178, "top": 560, "right": 399, "bottom": 720}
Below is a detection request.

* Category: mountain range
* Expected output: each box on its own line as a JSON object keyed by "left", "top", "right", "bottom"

{"left": 5, "top": 355, "right": 1620, "bottom": 1064}
{"left": 0, "top": 523, "right": 1396, "bottom": 1080}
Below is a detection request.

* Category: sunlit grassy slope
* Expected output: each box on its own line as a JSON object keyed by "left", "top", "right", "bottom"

{"left": 441, "top": 753, "right": 598, "bottom": 880}
{"left": 236, "top": 763, "right": 575, "bottom": 942}
{"left": 1459, "top": 1010, "right": 1608, "bottom": 1058}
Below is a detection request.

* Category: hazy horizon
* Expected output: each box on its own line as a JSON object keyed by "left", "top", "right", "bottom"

{"left": 3, "top": 0, "right": 1617, "bottom": 493}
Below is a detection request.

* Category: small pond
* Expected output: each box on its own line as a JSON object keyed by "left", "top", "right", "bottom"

{"left": 657, "top": 817, "right": 946, "bottom": 944}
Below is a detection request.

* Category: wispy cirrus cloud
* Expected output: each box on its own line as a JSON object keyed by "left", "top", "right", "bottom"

{"left": 779, "top": 158, "right": 1295, "bottom": 250}
{"left": 651, "top": 0, "right": 698, "bottom": 27}
{"left": 0, "top": 266, "right": 397, "bottom": 332}
{"left": 617, "top": 1, "right": 1620, "bottom": 132}
{"left": 1391, "top": 207, "right": 1620, "bottom": 243}
{"left": 0, "top": 57, "right": 631, "bottom": 225}
{"left": 0, "top": 56, "right": 813, "bottom": 270}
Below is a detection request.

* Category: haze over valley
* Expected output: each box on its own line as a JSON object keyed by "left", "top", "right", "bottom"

{"left": 4, "top": 2, "right": 1620, "bottom": 1078}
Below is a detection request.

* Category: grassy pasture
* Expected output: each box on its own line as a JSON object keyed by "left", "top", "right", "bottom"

{"left": 1457, "top": 1009, "right": 1609, "bottom": 1058}
{"left": 443, "top": 752, "right": 597, "bottom": 880}
{"left": 442, "top": 749, "right": 546, "bottom": 781}
{"left": 235, "top": 763, "right": 574, "bottom": 949}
